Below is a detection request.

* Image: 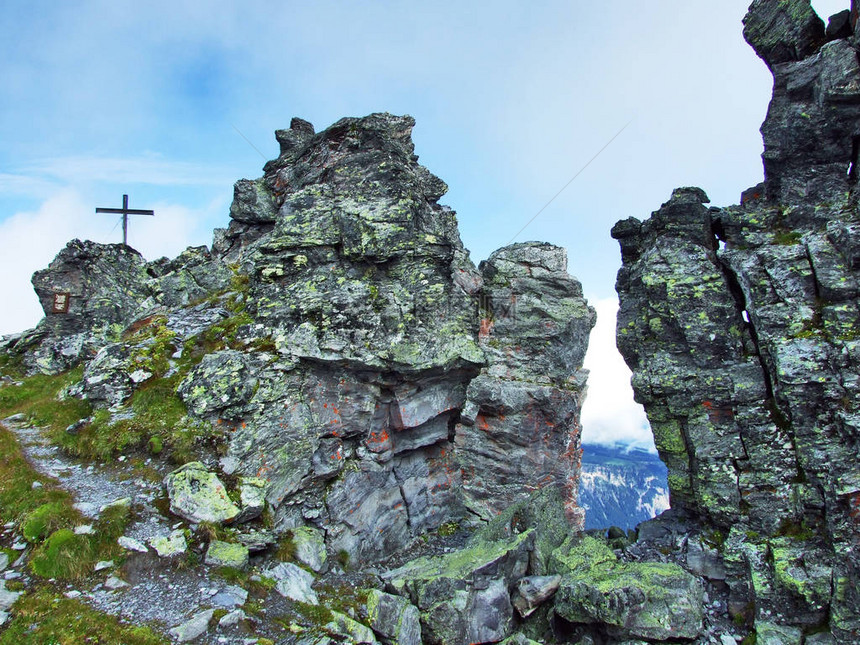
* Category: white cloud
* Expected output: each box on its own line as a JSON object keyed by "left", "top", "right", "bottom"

{"left": 20, "top": 155, "right": 236, "bottom": 188}
{"left": 0, "top": 190, "right": 219, "bottom": 336}
{"left": 580, "top": 297, "right": 653, "bottom": 450}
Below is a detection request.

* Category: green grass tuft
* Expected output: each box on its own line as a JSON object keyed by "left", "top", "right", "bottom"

{"left": 0, "top": 588, "right": 166, "bottom": 644}
{"left": 29, "top": 529, "right": 92, "bottom": 578}
{"left": 21, "top": 502, "right": 77, "bottom": 543}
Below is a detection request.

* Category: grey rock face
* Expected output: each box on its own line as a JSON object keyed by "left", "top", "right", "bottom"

{"left": 743, "top": 0, "right": 824, "bottom": 69}
{"left": 28, "top": 240, "right": 153, "bottom": 373}
{"left": 614, "top": 182, "right": 860, "bottom": 637}
{"left": 363, "top": 589, "right": 422, "bottom": 645}
{"left": 455, "top": 243, "right": 595, "bottom": 526}
{"left": 383, "top": 530, "right": 532, "bottom": 645}
{"left": 8, "top": 112, "right": 597, "bottom": 639}
{"left": 743, "top": 0, "right": 860, "bottom": 204}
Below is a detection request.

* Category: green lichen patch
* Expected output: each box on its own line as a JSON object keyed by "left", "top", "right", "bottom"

{"left": 552, "top": 534, "right": 704, "bottom": 641}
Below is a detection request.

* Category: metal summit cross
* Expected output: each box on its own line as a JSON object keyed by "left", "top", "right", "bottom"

{"left": 95, "top": 194, "right": 154, "bottom": 246}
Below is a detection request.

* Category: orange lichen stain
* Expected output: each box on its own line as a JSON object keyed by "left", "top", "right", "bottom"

{"left": 479, "top": 318, "right": 494, "bottom": 338}
{"left": 476, "top": 414, "right": 490, "bottom": 432}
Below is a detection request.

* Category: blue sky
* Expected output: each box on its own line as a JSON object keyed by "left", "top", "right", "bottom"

{"left": 0, "top": 0, "right": 849, "bottom": 446}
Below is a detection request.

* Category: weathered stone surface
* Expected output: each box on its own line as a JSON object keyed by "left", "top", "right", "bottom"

{"left": 204, "top": 540, "right": 249, "bottom": 569}
{"left": 363, "top": 589, "right": 422, "bottom": 645}
{"left": 614, "top": 5, "right": 860, "bottom": 638}
{"left": 147, "top": 245, "right": 231, "bottom": 308}
{"left": 149, "top": 529, "right": 187, "bottom": 558}
{"left": 455, "top": 243, "right": 594, "bottom": 525}
{"left": 290, "top": 526, "right": 327, "bottom": 573}
{"left": 511, "top": 575, "right": 561, "bottom": 618}
{"left": 383, "top": 531, "right": 532, "bottom": 644}
{"left": 28, "top": 240, "right": 153, "bottom": 373}
{"left": 234, "top": 476, "right": 267, "bottom": 523}
{"left": 169, "top": 609, "right": 215, "bottom": 643}
{"left": 324, "top": 611, "right": 379, "bottom": 644}
{"left": 163, "top": 462, "right": 240, "bottom": 524}
{"left": 743, "top": 0, "right": 824, "bottom": 69}
{"left": 266, "top": 561, "right": 318, "bottom": 604}
{"left": 552, "top": 535, "right": 704, "bottom": 641}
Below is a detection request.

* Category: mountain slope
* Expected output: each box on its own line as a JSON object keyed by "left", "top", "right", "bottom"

{"left": 578, "top": 443, "right": 669, "bottom": 530}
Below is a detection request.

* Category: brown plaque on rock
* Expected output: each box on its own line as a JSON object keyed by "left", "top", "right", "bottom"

{"left": 52, "top": 292, "right": 70, "bottom": 314}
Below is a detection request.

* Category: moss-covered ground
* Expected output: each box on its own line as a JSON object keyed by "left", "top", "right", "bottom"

{"left": 0, "top": 588, "right": 167, "bottom": 645}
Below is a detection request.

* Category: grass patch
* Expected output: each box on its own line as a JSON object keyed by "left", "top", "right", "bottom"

{"left": 0, "top": 423, "right": 133, "bottom": 581}
{"left": 29, "top": 501, "right": 131, "bottom": 580}
{"left": 0, "top": 587, "right": 166, "bottom": 644}
{"left": 0, "top": 367, "right": 92, "bottom": 435}
{"left": 49, "top": 374, "right": 212, "bottom": 463}
{"left": 276, "top": 532, "right": 297, "bottom": 562}
{"left": 21, "top": 502, "right": 78, "bottom": 543}
{"left": 0, "top": 351, "right": 25, "bottom": 379}
{"left": 0, "top": 425, "right": 79, "bottom": 525}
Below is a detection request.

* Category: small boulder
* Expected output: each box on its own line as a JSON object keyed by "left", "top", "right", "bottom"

{"left": 265, "top": 561, "right": 318, "bottom": 604}
{"left": 218, "top": 608, "right": 246, "bottom": 627}
{"left": 210, "top": 585, "right": 248, "bottom": 608}
{"left": 325, "top": 611, "right": 379, "bottom": 644}
{"left": 205, "top": 540, "right": 249, "bottom": 569}
{"left": 104, "top": 575, "right": 130, "bottom": 590}
{"left": 169, "top": 608, "right": 215, "bottom": 643}
{"left": 164, "top": 462, "right": 240, "bottom": 524}
{"left": 291, "top": 526, "right": 328, "bottom": 573}
{"left": 552, "top": 535, "right": 704, "bottom": 642}
{"left": 149, "top": 529, "right": 187, "bottom": 558}
{"left": 364, "top": 589, "right": 422, "bottom": 645}
{"left": 512, "top": 575, "right": 561, "bottom": 618}
{"left": 117, "top": 536, "right": 148, "bottom": 553}
{"left": 0, "top": 582, "right": 22, "bottom": 611}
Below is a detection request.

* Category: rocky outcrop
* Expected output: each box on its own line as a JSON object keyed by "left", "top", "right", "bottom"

{"left": 614, "top": 2, "right": 860, "bottom": 640}
{"left": 745, "top": 0, "right": 860, "bottom": 204}
{"left": 456, "top": 243, "right": 594, "bottom": 526}
{"left": 3, "top": 113, "right": 594, "bottom": 576}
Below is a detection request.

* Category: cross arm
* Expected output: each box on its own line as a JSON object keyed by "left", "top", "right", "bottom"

{"left": 95, "top": 208, "right": 155, "bottom": 215}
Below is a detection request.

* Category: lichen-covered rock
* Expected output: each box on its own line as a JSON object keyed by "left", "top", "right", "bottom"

{"left": 455, "top": 243, "right": 594, "bottom": 525}
{"left": 383, "top": 531, "right": 532, "bottom": 644}
{"left": 363, "top": 589, "right": 422, "bottom": 645}
{"left": 176, "top": 349, "right": 260, "bottom": 419}
{"left": 149, "top": 529, "right": 187, "bottom": 558}
{"left": 552, "top": 535, "right": 704, "bottom": 641}
{"left": 204, "top": 540, "right": 249, "bottom": 569}
{"left": 146, "top": 245, "right": 231, "bottom": 308}
{"left": 265, "top": 561, "right": 318, "bottom": 604}
{"left": 290, "top": 526, "right": 327, "bottom": 573}
{"left": 324, "top": 611, "right": 379, "bottom": 644}
{"left": 163, "top": 462, "right": 240, "bottom": 524}
{"left": 28, "top": 239, "right": 153, "bottom": 373}
{"left": 743, "top": 0, "right": 860, "bottom": 204}
{"left": 614, "top": 6, "right": 860, "bottom": 637}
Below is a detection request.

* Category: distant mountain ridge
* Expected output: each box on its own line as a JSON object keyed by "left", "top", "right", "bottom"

{"left": 578, "top": 442, "right": 669, "bottom": 530}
